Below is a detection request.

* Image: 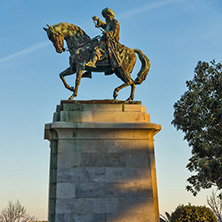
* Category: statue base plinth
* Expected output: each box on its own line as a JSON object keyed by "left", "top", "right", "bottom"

{"left": 45, "top": 100, "right": 161, "bottom": 222}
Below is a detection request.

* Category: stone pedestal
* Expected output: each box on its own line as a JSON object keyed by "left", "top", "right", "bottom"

{"left": 44, "top": 100, "right": 161, "bottom": 222}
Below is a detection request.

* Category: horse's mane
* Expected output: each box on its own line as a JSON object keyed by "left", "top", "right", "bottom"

{"left": 52, "top": 22, "right": 90, "bottom": 42}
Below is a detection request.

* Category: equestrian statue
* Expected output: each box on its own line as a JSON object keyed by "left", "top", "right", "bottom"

{"left": 43, "top": 7, "right": 150, "bottom": 101}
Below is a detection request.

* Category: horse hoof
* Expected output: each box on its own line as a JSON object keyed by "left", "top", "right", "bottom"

{"left": 68, "top": 94, "right": 75, "bottom": 100}
{"left": 126, "top": 97, "right": 133, "bottom": 101}
{"left": 113, "top": 92, "right": 118, "bottom": 99}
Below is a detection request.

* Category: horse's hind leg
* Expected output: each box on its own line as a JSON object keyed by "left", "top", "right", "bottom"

{"left": 129, "top": 83, "right": 136, "bottom": 101}
{"left": 113, "top": 81, "right": 135, "bottom": 101}
{"left": 60, "top": 67, "right": 76, "bottom": 91}
{"left": 113, "top": 68, "right": 135, "bottom": 101}
{"left": 114, "top": 82, "right": 127, "bottom": 99}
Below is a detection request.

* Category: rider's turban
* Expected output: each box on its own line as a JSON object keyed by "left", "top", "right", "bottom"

{"left": 102, "top": 7, "right": 115, "bottom": 18}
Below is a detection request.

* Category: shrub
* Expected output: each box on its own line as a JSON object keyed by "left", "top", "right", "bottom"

{"left": 171, "top": 204, "right": 217, "bottom": 222}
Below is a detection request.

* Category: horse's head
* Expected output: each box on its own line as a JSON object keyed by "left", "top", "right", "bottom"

{"left": 43, "top": 24, "right": 65, "bottom": 53}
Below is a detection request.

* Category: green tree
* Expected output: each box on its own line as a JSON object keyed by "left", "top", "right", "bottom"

{"left": 0, "top": 201, "right": 36, "bottom": 222}
{"left": 171, "top": 204, "right": 217, "bottom": 222}
{"left": 172, "top": 60, "right": 222, "bottom": 196}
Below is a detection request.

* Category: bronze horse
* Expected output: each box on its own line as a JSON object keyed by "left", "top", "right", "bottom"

{"left": 44, "top": 23, "right": 150, "bottom": 101}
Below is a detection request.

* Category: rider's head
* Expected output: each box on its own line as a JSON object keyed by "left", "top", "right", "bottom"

{"left": 102, "top": 7, "right": 115, "bottom": 19}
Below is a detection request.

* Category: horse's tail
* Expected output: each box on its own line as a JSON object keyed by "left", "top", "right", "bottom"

{"left": 133, "top": 49, "right": 150, "bottom": 85}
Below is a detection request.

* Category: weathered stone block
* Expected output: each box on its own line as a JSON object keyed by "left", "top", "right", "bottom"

{"left": 92, "top": 198, "right": 118, "bottom": 213}
{"left": 57, "top": 183, "right": 76, "bottom": 198}
{"left": 56, "top": 198, "right": 94, "bottom": 214}
{"left": 60, "top": 110, "right": 92, "bottom": 122}
{"left": 57, "top": 152, "right": 81, "bottom": 168}
{"left": 81, "top": 153, "right": 127, "bottom": 167}
{"left": 55, "top": 213, "right": 106, "bottom": 222}
{"left": 106, "top": 212, "right": 154, "bottom": 222}
{"left": 57, "top": 167, "right": 107, "bottom": 183}
{"left": 123, "top": 104, "right": 142, "bottom": 112}
{"left": 76, "top": 182, "right": 152, "bottom": 199}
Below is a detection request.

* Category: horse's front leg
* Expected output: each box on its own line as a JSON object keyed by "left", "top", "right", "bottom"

{"left": 69, "top": 69, "right": 84, "bottom": 100}
{"left": 59, "top": 67, "right": 76, "bottom": 92}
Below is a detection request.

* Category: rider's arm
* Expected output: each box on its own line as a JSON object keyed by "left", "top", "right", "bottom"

{"left": 96, "top": 19, "right": 107, "bottom": 29}
{"left": 92, "top": 16, "right": 107, "bottom": 29}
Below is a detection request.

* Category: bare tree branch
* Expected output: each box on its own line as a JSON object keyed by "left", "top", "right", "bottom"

{"left": 207, "top": 190, "right": 222, "bottom": 222}
{"left": 0, "top": 201, "right": 36, "bottom": 222}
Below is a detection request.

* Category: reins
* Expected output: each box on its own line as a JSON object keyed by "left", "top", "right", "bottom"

{"left": 63, "top": 35, "right": 102, "bottom": 52}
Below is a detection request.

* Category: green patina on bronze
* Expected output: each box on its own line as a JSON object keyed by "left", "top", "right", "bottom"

{"left": 44, "top": 7, "right": 150, "bottom": 101}
{"left": 60, "top": 100, "right": 141, "bottom": 105}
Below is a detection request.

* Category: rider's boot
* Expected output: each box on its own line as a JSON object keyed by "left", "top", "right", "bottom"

{"left": 85, "top": 55, "right": 98, "bottom": 68}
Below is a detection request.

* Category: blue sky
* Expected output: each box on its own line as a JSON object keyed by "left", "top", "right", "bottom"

{"left": 0, "top": 0, "right": 222, "bottom": 219}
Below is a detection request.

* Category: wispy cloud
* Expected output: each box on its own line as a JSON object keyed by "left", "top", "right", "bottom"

{"left": 0, "top": 41, "right": 50, "bottom": 64}
{"left": 118, "top": 0, "right": 183, "bottom": 19}
{"left": 0, "top": 0, "right": 182, "bottom": 64}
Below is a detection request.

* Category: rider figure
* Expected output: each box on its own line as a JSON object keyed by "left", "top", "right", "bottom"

{"left": 85, "top": 7, "right": 121, "bottom": 69}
